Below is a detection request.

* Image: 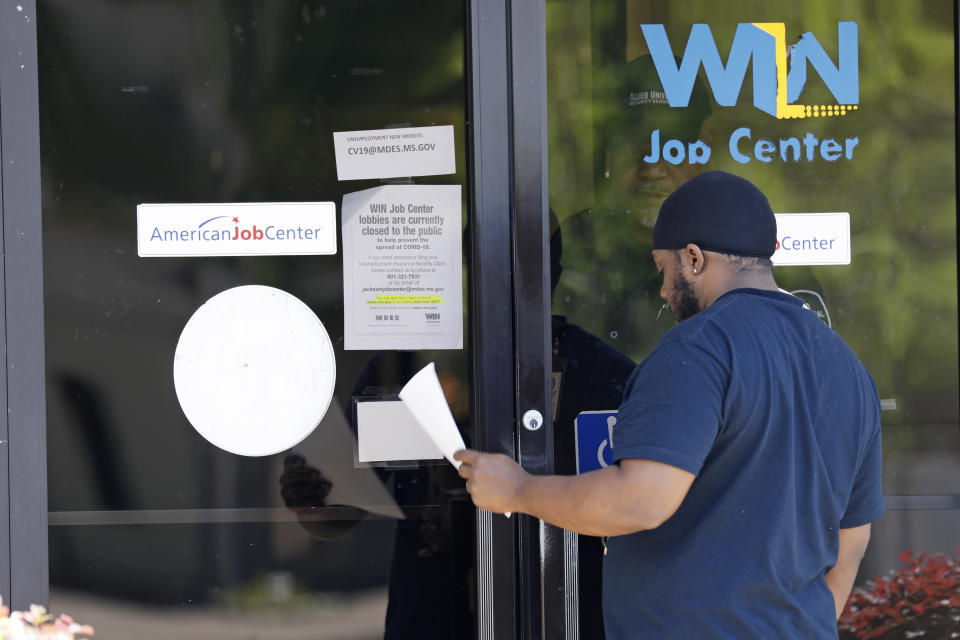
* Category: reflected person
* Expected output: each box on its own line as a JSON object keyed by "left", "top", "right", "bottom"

{"left": 281, "top": 351, "right": 475, "bottom": 640}
{"left": 557, "top": 55, "right": 716, "bottom": 357}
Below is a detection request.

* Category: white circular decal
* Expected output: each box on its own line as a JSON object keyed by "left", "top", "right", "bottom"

{"left": 173, "top": 285, "right": 336, "bottom": 457}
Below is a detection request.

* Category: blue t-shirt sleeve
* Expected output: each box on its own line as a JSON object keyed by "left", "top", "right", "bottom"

{"left": 839, "top": 423, "right": 885, "bottom": 528}
{"left": 613, "top": 339, "right": 727, "bottom": 475}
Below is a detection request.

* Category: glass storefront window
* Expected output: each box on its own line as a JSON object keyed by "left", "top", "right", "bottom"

{"left": 546, "top": 1, "right": 958, "bottom": 637}
{"left": 39, "top": 2, "right": 475, "bottom": 638}
{"left": 22, "top": 0, "right": 960, "bottom": 637}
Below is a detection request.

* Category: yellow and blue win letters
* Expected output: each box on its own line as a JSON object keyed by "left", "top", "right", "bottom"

{"left": 641, "top": 22, "right": 860, "bottom": 165}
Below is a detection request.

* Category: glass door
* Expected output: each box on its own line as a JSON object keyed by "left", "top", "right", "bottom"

{"left": 37, "top": 1, "right": 516, "bottom": 638}
{"left": 543, "top": 1, "right": 959, "bottom": 638}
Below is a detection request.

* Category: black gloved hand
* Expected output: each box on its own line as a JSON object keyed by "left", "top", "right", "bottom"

{"left": 279, "top": 453, "right": 332, "bottom": 512}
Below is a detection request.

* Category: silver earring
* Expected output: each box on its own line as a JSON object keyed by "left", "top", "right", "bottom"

{"left": 693, "top": 268, "right": 698, "bottom": 274}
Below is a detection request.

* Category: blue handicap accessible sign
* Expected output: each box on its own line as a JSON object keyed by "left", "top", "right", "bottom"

{"left": 575, "top": 410, "right": 619, "bottom": 474}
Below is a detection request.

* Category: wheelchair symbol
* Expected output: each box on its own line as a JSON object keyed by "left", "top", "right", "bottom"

{"left": 596, "top": 415, "right": 617, "bottom": 468}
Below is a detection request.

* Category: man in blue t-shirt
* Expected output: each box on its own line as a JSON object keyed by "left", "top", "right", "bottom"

{"left": 455, "top": 171, "right": 884, "bottom": 638}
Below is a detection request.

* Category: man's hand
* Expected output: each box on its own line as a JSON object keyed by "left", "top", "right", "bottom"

{"left": 279, "top": 453, "right": 367, "bottom": 541}
{"left": 454, "top": 449, "right": 530, "bottom": 515}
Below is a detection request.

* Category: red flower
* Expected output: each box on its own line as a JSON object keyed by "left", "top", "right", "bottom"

{"left": 839, "top": 549, "right": 960, "bottom": 639}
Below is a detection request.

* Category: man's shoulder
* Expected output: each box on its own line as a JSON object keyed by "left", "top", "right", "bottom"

{"left": 649, "top": 300, "right": 739, "bottom": 356}
{"left": 695, "top": 289, "right": 877, "bottom": 396}
{"left": 679, "top": 288, "right": 819, "bottom": 344}
{"left": 643, "top": 288, "right": 841, "bottom": 372}
{"left": 633, "top": 320, "right": 732, "bottom": 383}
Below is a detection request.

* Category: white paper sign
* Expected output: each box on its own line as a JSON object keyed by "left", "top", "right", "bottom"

{"left": 772, "top": 213, "right": 851, "bottom": 266}
{"left": 173, "top": 285, "right": 336, "bottom": 457}
{"left": 333, "top": 125, "right": 456, "bottom": 181}
{"left": 342, "top": 185, "right": 463, "bottom": 350}
{"left": 138, "top": 202, "right": 337, "bottom": 257}
{"left": 356, "top": 400, "right": 444, "bottom": 463}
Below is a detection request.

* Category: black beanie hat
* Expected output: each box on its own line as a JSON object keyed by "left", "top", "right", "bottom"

{"left": 653, "top": 171, "right": 777, "bottom": 258}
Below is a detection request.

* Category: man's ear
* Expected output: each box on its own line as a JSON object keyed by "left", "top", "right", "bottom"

{"left": 685, "top": 243, "right": 706, "bottom": 274}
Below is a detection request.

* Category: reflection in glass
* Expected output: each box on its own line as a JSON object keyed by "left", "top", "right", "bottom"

{"left": 40, "top": 1, "right": 474, "bottom": 637}
{"left": 547, "top": 1, "right": 958, "bottom": 637}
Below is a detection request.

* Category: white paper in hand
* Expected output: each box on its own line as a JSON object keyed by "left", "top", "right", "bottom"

{"left": 398, "top": 362, "right": 466, "bottom": 469}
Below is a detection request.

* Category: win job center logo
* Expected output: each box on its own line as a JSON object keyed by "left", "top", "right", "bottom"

{"left": 640, "top": 22, "right": 860, "bottom": 165}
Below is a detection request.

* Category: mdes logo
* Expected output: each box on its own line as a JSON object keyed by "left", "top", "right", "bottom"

{"left": 643, "top": 22, "right": 858, "bottom": 119}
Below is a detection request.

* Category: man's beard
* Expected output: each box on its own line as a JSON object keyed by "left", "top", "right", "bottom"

{"left": 670, "top": 271, "right": 701, "bottom": 322}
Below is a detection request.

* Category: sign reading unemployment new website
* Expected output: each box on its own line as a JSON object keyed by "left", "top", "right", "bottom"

{"left": 333, "top": 125, "right": 456, "bottom": 181}
{"left": 137, "top": 202, "right": 337, "bottom": 257}
{"left": 639, "top": 22, "right": 860, "bottom": 166}
{"left": 341, "top": 185, "right": 463, "bottom": 350}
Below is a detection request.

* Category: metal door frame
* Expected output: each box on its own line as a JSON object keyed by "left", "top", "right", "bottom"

{"left": 470, "top": 0, "right": 571, "bottom": 638}
{"left": 0, "top": 0, "right": 49, "bottom": 611}
{"left": 468, "top": 0, "right": 520, "bottom": 637}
